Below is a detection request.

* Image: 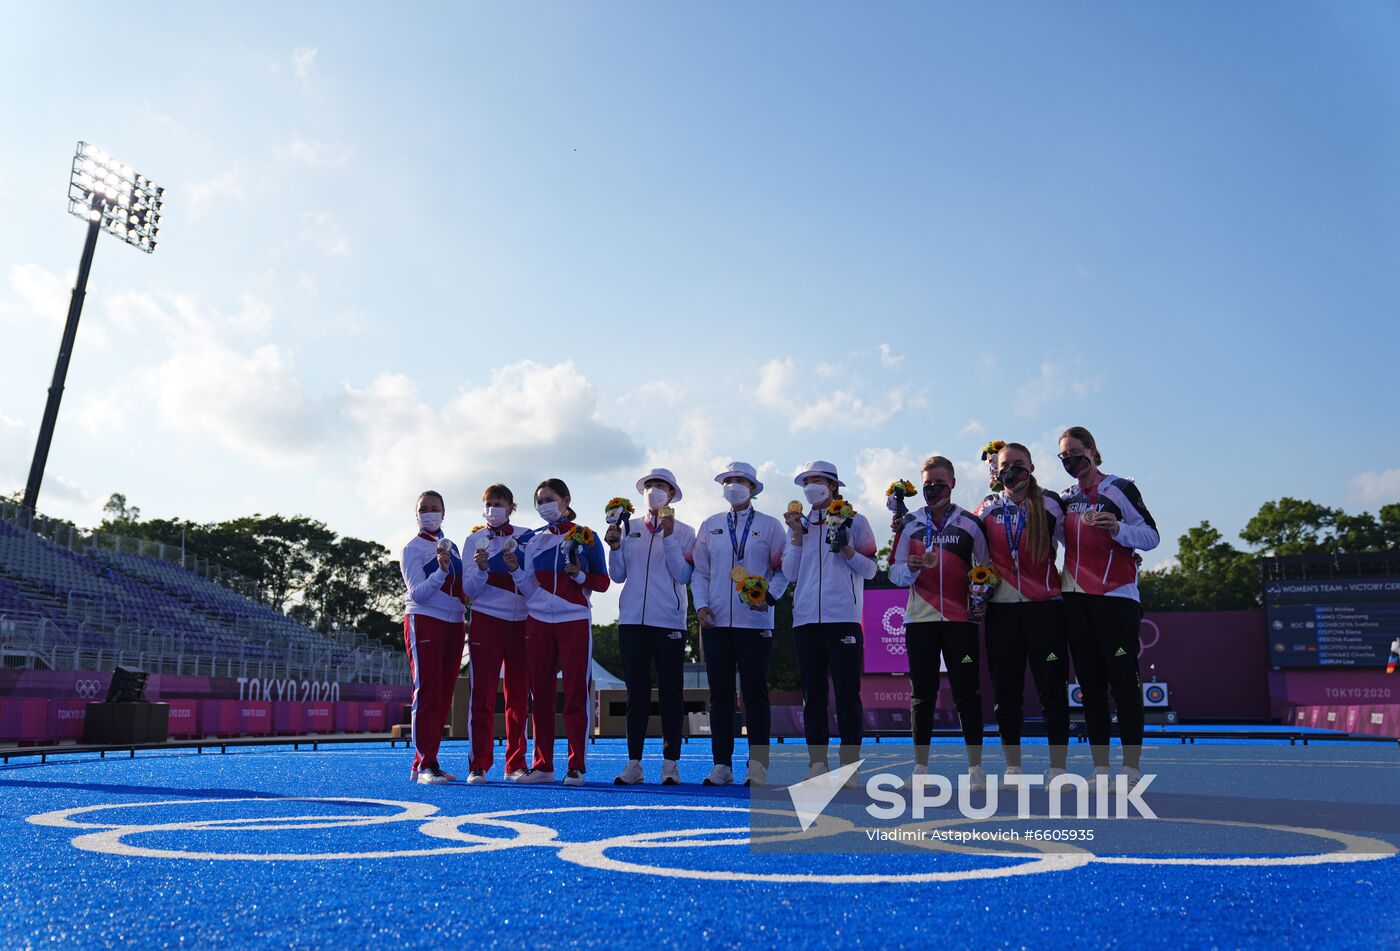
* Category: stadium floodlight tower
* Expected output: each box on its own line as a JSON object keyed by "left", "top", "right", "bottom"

{"left": 20, "top": 141, "right": 166, "bottom": 516}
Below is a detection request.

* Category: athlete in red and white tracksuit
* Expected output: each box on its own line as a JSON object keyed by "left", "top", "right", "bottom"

{"left": 781, "top": 461, "right": 879, "bottom": 771}
{"left": 462, "top": 505, "right": 535, "bottom": 781}
{"left": 890, "top": 467, "right": 990, "bottom": 770}
{"left": 400, "top": 495, "right": 467, "bottom": 783}
{"left": 974, "top": 443, "right": 1071, "bottom": 774}
{"left": 509, "top": 491, "right": 609, "bottom": 782}
{"left": 1058, "top": 427, "right": 1160, "bottom": 775}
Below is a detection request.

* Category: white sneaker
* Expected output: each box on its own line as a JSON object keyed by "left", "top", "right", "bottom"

{"left": 505, "top": 768, "right": 529, "bottom": 782}
{"left": 744, "top": 761, "right": 767, "bottom": 787}
{"left": 1119, "top": 766, "right": 1142, "bottom": 789}
{"left": 518, "top": 769, "right": 555, "bottom": 784}
{"left": 806, "top": 761, "right": 829, "bottom": 780}
{"left": 703, "top": 764, "right": 734, "bottom": 786}
{"left": 614, "top": 760, "right": 644, "bottom": 785}
{"left": 1004, "top": 765, "right": 1023, "bottom": 780}
{"left": 1045, "top": 767, "right": 1069, "bottom": 782}
{"left": 661, "top": 760, "right": 681, "bottom": 785}
{"left": 416, "top": 766, "right": 449, "bottom": 785}
{"left": 967, "top": 764, "right": 987, "bottom": 792}
{"left": 408, "top": 768, "right": 419, "bottom": 784}
{"left": 466, "top": 769, "right": 488, "bottom": 785}
{"left": 563, "top": 769, "right": 586, "bottom": 786}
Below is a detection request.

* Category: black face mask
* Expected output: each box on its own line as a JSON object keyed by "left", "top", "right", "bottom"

{"left": 923, "top": 483, "right": 951, "bottom": 504}
{"left": 1000, "top": 466, "right": 1030, "bottom": 489}
{"left": 1061, "top": 454, "right": 1092, "bottom": 477}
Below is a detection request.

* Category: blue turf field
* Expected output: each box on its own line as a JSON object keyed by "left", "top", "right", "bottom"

{"left": 2, "top": 737, "right": 1398, "bottom": 950}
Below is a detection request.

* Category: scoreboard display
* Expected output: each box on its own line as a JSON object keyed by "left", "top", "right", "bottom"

{"left": 1264, "top": 577, "right": 1400, "bottom": 668}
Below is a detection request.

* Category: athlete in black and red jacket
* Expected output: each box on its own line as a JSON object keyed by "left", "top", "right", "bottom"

{"left": 975, "top": 442, "right": 1071, "bottom": 781}
{"left": 1058, "top": 426, "right": 1159, "bottom": 785}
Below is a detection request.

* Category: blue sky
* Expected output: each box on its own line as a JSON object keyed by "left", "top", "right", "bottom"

{"left": 2, "top": 2, "right": 1398, "bottom": 621}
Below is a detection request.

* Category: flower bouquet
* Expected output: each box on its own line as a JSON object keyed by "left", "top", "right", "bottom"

{"left": 734, "top": 572, "right": 771, "bottom": 610}
{"left": 605, "top": 497, "right": 634, "bottom": 534}
{"left": 562, "top": 525, "right": 595, "bottom": 572}
{"left": 885, "top": 479, "right": 918, "bottom": 522}
{"left": 825, "top": 499, "right": 856, "bottom": 552}
{"left": 981, "top": 440, "right": 1007, "bottom": 491}
{"left": 968, "top": 564, "right": 1001, "bottom": 615}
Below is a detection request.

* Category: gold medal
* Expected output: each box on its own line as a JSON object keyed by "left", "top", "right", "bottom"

{"left": 730, "top": 566, "right": 748, "bottom": 583}
{"left": 660, "top": 505, "right": 675, "bottom": 519}
{"left": 787, "top": 500, "right": 803, "bottom": 515}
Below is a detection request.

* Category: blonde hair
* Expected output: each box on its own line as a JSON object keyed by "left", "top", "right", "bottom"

{"left": 1000, "top": 443, "right": 1050, "bottom": 563}
{"left": 920, "top": 455, "right": 955, "bottom": 476}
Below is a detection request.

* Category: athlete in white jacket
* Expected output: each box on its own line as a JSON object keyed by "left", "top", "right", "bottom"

{"left": 780, "top": 460, "right": 878, "bottom": 781}
{"left": 692, "top": 461, "right": 788, "bottom": 786}
{"left": 606, "top": 468, "right": 695, "bottom": 786}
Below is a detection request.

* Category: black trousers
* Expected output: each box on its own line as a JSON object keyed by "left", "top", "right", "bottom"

{"left": 793, "top": 622, "right": 864, "bottom": 765}
{"left": 701, "top": 626, "right": 773, "bottom": 767}
{"left": 905, "top": 621, "right": 983, "bottom": 765}
{"left": 984, "top": 600, "right": 1070, "bottom": 769}
{"left": 1062, "top": 593, "right": 1144, "bottom": 768}
{"left": 618, "top": 624, "right": 686, "bottom": 762}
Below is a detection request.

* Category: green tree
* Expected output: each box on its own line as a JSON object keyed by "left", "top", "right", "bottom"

{"left": 1239, "top": 497, "right": 1339, "bottom": 555}
{"left": 1139, "top": 521, "right": 1258, "bottom": 612}
{"left": 101, "top": 492, "right": 140, "bottom": 526}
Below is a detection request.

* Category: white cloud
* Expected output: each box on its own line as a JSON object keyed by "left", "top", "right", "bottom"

{"left": 879, "top": 343, "right": 905, "bottom": 369}
{"left": 187, "top": 165, "right": 249, "bottom": 212}
{"left": 1015, "top": 358, "right": 1102, "bottom": 418}
{"left": 754, "top": 357, "right": 912, "bottom": 433}
{"left": 300, "top": 211, "right": 351, "bottom": 258}
{"left": 293, "top": 46, "right": 318, "bottom": 81}
{"left": 852, "top": 446, "right": 925, "bottom": 525}
{"left": 154, "top": 339, "right": 324, "bottom": 466}
{"left": 280, "top": 137, "right": 353, "bottom": 168}
{"left": 0, "top": 414, "right": 93, "bottom": 510}
{"left": 1347, "top": 468, "right": 1400, "bottom": 507}
{"left": 619, "top": 379, "right": 683, "bottom": 410}
{"left": 958, "top": 419, "right": 985, "bottom": 439}
{"left": 345, "top": 360, "right": 642, "bottom": 517}
{"left": 7, "top": 263, "right": 70, "bottom": 323}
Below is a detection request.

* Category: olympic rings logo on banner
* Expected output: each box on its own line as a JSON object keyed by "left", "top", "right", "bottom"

{"left": 73, "top": 680, "right": 102, "bottom": 699}
{"left": 1138, "top": 618, "right": 1161, "bottom": 656}
{"left": 24, "top": 798, "right": 1397, "bottom": 882}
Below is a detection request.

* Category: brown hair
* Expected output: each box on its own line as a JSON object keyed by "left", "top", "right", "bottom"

{"left": 1000, "top": 443, "right": 1050, "bottom": 563}
{"left": 535, "top": 478, "right": 577, "bottom": 521}
{"left": 920, "top": 455, "right": 955, "bottom": 477}
{"left": 1059, "top": 426, "right": 1102, "bottom": 465}
{"left": 482, "top": 483, "right": 515, "bottom": 507}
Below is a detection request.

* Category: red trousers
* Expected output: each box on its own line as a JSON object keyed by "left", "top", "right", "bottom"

{"left": 467, "top": 612, "right": 529, "bottom": 773}
{"left": 526, "top": 616, "right": 592, "bottom": 773}
{"left": 403, "top": 614, "right": 465, "bottom": 771}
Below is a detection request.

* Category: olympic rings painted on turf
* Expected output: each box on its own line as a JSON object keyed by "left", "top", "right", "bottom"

{"left": 24, "top": 798, "right": 1398, "bottom": 879}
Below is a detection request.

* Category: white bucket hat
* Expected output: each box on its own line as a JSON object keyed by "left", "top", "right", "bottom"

{"left": 713, "top": 461, "right": 764, "bottom": 496}
{"left": 793, "top": 459, "right": 845, "bottom": 487}
{"left": 635, "top": 467, "right": 682, "bottom": 502}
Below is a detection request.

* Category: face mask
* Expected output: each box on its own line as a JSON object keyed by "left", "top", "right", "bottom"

{"left": 484, "top": 506, "right": 509, "bottom": 528}
{"left": 417, "top": 512, "right": 443, "bottom": 533}
{"left": 537, "top": 501, "right": 562, "bottom": 523}
{"left": 803, "top": 483, "right": 831, "bottom": 506}
{"left": 646, "top": 487, "right": 670, "bottom": 510}
{"left": 999, "top": 466, "right": 1030, "bottom": 490}
{"left": 922, "top": 483, "right": 951, "bottom": 505}
{"left": 722, "top": 483, "right": 751, "bottom": 506}
{"left": 1061, "top": 454, "right": 1092, "bottom": 477}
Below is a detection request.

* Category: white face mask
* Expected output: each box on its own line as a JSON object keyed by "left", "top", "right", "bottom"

{"left": 722, "top": 483, "right": 751, "bottom": 506}
{"left": 803, "top": 483, "right": 831, "bottom": 506}
{"left": 417, "top": 512, "right": 443, "bottom": 533}
{"left": 646, "top": 486, "right": 670, "bottom": 510}
{"left": 484, "top": 506, "right": 509, "bottom": 528}
{"left": 537, "top": 500, "right": 562, "bottom": 523}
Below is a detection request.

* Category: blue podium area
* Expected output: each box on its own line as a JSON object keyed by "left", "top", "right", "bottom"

{"left": 2, "top": 737, "right": 1398, "bottom": 950}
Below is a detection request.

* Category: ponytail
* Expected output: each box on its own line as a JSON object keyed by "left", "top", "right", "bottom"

{"left": 1003, "top": 443, "right": 1050, "bottom": 562}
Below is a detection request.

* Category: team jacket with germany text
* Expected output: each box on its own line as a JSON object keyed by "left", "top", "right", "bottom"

{"left": 509, "top": 521, "right": 611, "bottom": 623}
{"left": 1060, "top": 474, "right": 1159, "bottom": 602}
{"left": 889, "top": 504, "right": 989, "bottom": 623}
{"left": 975, "top": 489, "right": 1066, "bottom": 603}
